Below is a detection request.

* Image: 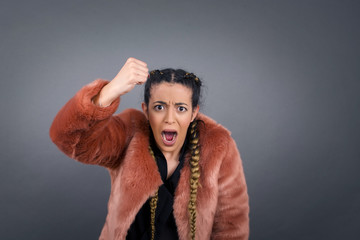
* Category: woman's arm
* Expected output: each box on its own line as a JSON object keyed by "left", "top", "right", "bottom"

{"left": 211, "top": 137, "right": 250, "bottom": 240}
{"left": 93, "top": 57, "right": 148, "bottom": 107}
{"left": 49, "top": 57, "right": 148, "bottom": 168}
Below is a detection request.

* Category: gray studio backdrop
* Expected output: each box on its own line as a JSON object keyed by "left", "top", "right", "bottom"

{"left": 1, "top": 0, "right": 359, "bottom": 239}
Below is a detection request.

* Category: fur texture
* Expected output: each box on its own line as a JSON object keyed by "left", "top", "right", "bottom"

{"left": 50, "top": 79, "right": 250, "bottom": 240}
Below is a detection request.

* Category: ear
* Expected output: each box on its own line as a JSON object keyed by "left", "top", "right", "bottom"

{"left": 191, "top": 105, "right": 200, "bottom": 122}
{"left": 141, "top": 102, "right": 149, "bottom": 120}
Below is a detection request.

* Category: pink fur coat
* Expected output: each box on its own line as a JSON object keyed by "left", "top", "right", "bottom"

{"left": 50, "top": 79, "right": 249, "bottom": 240}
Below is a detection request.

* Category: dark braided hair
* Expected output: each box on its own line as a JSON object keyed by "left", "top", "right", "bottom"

{"left": 188, "top": 120, "right": 201, "bottom": 240}
{"left": 145, "top": 69, "right": 202, "bottom": 240}
{"left": 144, "top": 69, "right": 201, "bottom": 109}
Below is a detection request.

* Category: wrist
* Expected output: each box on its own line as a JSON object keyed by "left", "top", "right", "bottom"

{"left": 94, "top": 83, "right": 117, "bottom": 107}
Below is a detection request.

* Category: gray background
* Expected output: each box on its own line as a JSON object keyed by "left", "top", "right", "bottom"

{"left": 1, "top": 0, "right": 359, "bottom": 239}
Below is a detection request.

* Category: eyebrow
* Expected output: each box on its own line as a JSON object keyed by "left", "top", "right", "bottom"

{"left": 152, "top": 101, "right": 189, "bottom": 106}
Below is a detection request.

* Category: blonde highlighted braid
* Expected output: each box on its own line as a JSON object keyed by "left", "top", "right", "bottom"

{"left": 149, "top": 146, "right": 159, "bottom": 240}
{"left": 148, "top": 120, "right": 200, "bottom": 240}
{"left": 146, "top": 70, "right": 202, "bottom": 239}
{"left": 188, "top": 120, "right": 201, "bottom": 240}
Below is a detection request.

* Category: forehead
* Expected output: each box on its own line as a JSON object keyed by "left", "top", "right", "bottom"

{"left": 150, "top": 82, "right": 192, "bottom": 103}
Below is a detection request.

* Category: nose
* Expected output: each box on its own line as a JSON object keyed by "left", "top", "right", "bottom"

{"left": 165, "top": 108, "right": 175, "bottom": 124}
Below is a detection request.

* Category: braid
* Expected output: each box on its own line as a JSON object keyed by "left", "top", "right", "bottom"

{"left": 148, "top": 120, "right": 201, "bottom": 240}
{"left": 145, "top": 69, "right": 202, "bottom": 110}
{"left": 188, "top": 120, "right": 200, "bottom": 240}
{"left": 149, "top": 146, "right": 159, "bottom": 240}
{"left": 146, "top": 69, "right": 203, "bottom": 239}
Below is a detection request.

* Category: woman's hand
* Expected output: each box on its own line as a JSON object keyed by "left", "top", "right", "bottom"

{"left": 94, "top": 57, "right": 149, "bottom": 107}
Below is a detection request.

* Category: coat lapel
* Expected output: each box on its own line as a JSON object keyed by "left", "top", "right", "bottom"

{"left": 109, "top": 129, "right": 163, "bottom": 239}
{"left": 173, "top": 154, "right": 191, "bottom": 240}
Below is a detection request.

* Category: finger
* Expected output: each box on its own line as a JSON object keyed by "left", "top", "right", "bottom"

{"left": 133, "top": 67, "right": 149, "bottom": 77}
{"left": 136, "top": 74, "right": 148, "bottom": 85}
{"left": 132, "top": 76, "right": 147, "bottom": 85}
{"left": 126, "top": 57, "right": 147, "bottom": 67}
{"left": 128, "top": 72, "right": 147, "bottom": 84}
{"left": 136, "top": 75, "right": 148, "bottom": 85}
{"left": 131, "top": 65, "right": 148, "bottom": 75}
{"left": 136, "top": 75, "right": 148, "bottom": 84}
{"left": 132, "top": 58, "right": 147, "bottom": 67}
{"left": 126, "top": 61, "right": 148, "bottom": 75}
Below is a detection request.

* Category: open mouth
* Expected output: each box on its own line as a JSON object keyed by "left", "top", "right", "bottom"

{"left": 161, "top": 130, "right": 177, "bottom": 146}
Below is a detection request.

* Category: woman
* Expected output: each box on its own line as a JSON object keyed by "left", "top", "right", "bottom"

{"left": 50, "top": 57, "right": 249, "bottom": 240}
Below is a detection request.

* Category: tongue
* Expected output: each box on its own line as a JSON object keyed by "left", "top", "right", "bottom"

{"left": 164, "top": 132, "right": 175, "bottom": 141}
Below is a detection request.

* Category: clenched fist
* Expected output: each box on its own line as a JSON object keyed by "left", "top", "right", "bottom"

{"left": 93, "top": 57, "right": 148, "bottom": 107}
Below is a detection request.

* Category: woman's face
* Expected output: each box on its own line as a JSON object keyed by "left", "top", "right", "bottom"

{"left": 142, "top": 82, "right": 199, "bottom": 156}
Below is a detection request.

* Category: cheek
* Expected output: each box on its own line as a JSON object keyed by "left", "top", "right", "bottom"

{"left": 179, "top": 118, "right": 192, "bottom": 133}
{"left": 148, "top": 113, "right": 163, "bottom": 131}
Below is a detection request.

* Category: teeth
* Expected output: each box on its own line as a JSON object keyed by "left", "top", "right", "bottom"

{"left": 162, "top": 132, "right": 177, "bottom": 142}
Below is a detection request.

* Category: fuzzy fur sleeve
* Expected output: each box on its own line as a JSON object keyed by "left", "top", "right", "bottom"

{"left": 211, "top": 136, "right": 250, "bottom": 240}
{"left": 49, "top": 79, "right": 132, "bottom": 169}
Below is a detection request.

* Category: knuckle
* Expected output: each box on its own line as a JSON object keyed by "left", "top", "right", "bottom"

{"left": 127, "top": 57, "right": 135, "bottom": 63}
{"left": 130, "top": 72, "right": 136, "bottom": 79}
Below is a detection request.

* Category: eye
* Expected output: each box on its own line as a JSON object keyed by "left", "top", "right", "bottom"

{"left": 178, "top": 106, "right": 187, "bottom": 112}
{"left": 154, "top": 105, "right": 164, "bottom": 111}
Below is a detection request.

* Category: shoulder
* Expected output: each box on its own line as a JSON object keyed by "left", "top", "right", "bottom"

{"left": 113, "top": 108, "right": 149, "bottom": 133}
{"left": 196, "top": 113, "right": 236, "bottom": 157}
{"left": 117, "top": 108, "right": 146, "bottom": 121}
{"left": 197, "top": 113, "right": 233, "bottom": 144}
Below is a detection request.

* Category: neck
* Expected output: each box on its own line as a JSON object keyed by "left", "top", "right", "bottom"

{"left": 162, "top": 149, "right": 181, "bottom": 163}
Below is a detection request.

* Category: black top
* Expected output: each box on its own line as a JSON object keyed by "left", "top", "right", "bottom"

{"left": 126, "top": 134, "right": 188, "bottom": 240}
